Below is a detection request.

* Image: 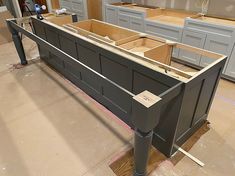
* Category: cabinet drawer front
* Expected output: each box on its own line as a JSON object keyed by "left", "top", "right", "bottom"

{"left": 118, "top": 14, "right": 130, "bottom": 28}
{"left": 60, "top": 0, "right": 72, "bottom": 11}
{"left": 200, "top": 34, "right": 233, "bottom": 67}
{"left": 71, "top": 1, "right": 83, "bottom": 14}
{"left": 145, "top": 21, "right": 182, "bottom": 41}
{"left": 225, "top": 44, "right": 235, "bottom": 78}
{"left": 179, "top": 29, "right": 206, "bottom": 65}
{"left": 105, "top": 7, "right": 118, "bottom": 24}
{"left": 130, "top": 16, "right": 144, "bottom": 32}
{"left": 185, "top": 19, "right": 235, "bottom": 38}
{"left": 119, "top": 8, "right": 144, "bottom": 18}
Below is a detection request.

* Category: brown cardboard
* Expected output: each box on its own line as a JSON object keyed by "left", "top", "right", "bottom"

{"left": 0, "top": 9, "right": 13, "bottom": 45}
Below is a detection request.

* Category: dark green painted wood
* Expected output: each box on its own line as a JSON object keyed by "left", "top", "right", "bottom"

{"left": 28, "top": 17, "right": 226, "bottom": 157}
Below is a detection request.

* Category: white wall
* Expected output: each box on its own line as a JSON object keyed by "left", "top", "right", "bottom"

{"left": 12, "top": 0, "right": 22, "bottom": 17}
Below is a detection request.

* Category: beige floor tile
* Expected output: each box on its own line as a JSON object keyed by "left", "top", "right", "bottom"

{"left": 0, "top": 63, "right": 78, "bottom": 125}
{"left": 0, "top": 81, "right": 132, "bottom": 176}
{"left": 0, "top": 38, "right": 39, "bottom": 73}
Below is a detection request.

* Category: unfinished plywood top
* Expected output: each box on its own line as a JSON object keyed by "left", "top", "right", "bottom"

{"left": 147, "top": 9, "right": 197, "bottom": 26}
{"left": 110, "top": 2, "right": 132, "bottom": 6}
{"left": 192, "top": 16, "right": 235, "bottom": 27}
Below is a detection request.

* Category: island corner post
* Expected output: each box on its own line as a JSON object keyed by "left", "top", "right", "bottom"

{"left": 6, "top": 19, "right": 28, "bottom": 65}
{"left": 132, "top": 91, "right": 162, "bottom": 176}
{"left": 6, "top": 18, "right": 165, "bottom": 176}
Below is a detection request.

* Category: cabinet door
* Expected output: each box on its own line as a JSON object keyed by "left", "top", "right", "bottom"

{"left": 179, "top": 29, "right": 206, "bottom": 65}
{"left": 130, "top": 16, "right": 144, "bottom": 32}
{"left": 105, "top": 6, "right": 118, "bottom": 25}
{"left": 118, "top": 13, "right": 130, "bottom": 29}
{"left": 200, "top": 33, "right": 234, "bottom": 67}
{"left": 225, "top": 44, "right": 235, "bottom": 78}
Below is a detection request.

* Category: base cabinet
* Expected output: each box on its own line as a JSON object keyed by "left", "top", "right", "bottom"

{"left": 118, "top": 13, "right": 130, "bottom": 28}
{"left": 225, "top": 44, "right": 235, "bottom": 78}
{"left": 179, "top": 29, "right": 206, "bottom": 65}
{"left": 200, "top": 33, "right": 234, "bottom": 68}
{"left": 182, "top": 18, "right": 235, "bottom": 80}
{"left": 130, "top": 16, "right": 145, "bottom": 32}
{"left": 105, "top": 5, "right": 118, "bottom": 25}
{"left": 118, "top": 9, "right": 145, "bottom": 32}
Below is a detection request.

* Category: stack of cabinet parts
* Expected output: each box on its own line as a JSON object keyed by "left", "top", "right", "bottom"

{"left": 105, "top": 3, "right": 235, "bottom": 82}
{"left": 59, "top": 0, "right": 88, "bottom": 21}
{"left": 20, "top": 14, "right": 226, "bottom": 157}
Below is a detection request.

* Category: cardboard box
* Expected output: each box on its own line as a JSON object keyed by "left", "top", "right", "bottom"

{"left": 0, "top": 7, "right": 13, "bottom": 45}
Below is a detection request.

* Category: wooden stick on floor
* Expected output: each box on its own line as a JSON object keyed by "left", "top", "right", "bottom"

{"left": 174, "top": 144, "right": 205, "bottom": 167}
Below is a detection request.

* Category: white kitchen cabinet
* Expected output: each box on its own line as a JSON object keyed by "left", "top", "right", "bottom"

{"left": 225, "top": 44, "right": 235, "bottom": 79}
{"left": 200, "top": 33, "right": 234, "bottom": 67}
{"left": 130, "top": 16, "right": 145, "bottom": 32}
{"left": 105, "top": 4, "right": 118, "bottom": 24}
{"left": 118, "top": 13, "right": 130, "bottom": 28}
{"left": 103, "top": 0, "right": 122, "bottom": 21}
{"left": 183, "top": 18, "right": 235, "bottom": 80}
{"left": 118, "top": 8, "right": 145, "bottom": 32}
{"left": 60, "top": 0, "right": 72, "bottom": 11}
{"left": 145, "top": 20, "right": 183, "bottom": 58}
{"left": 105, "top": 4, "right": 146, "bottom": 32}
{"left": 60, "top": 0, "right": 87, "bottom": 21}
{"left": 179, "top": 29, "right": 206, "bottom": 65}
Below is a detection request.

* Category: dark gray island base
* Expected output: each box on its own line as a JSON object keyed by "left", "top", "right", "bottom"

{"left": 7, "top": 14, "right": 226, "bottom": 176}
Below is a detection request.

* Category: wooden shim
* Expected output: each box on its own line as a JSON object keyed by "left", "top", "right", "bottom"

{"left": 174, "top": 145, "right": 205, "bottom": 167}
